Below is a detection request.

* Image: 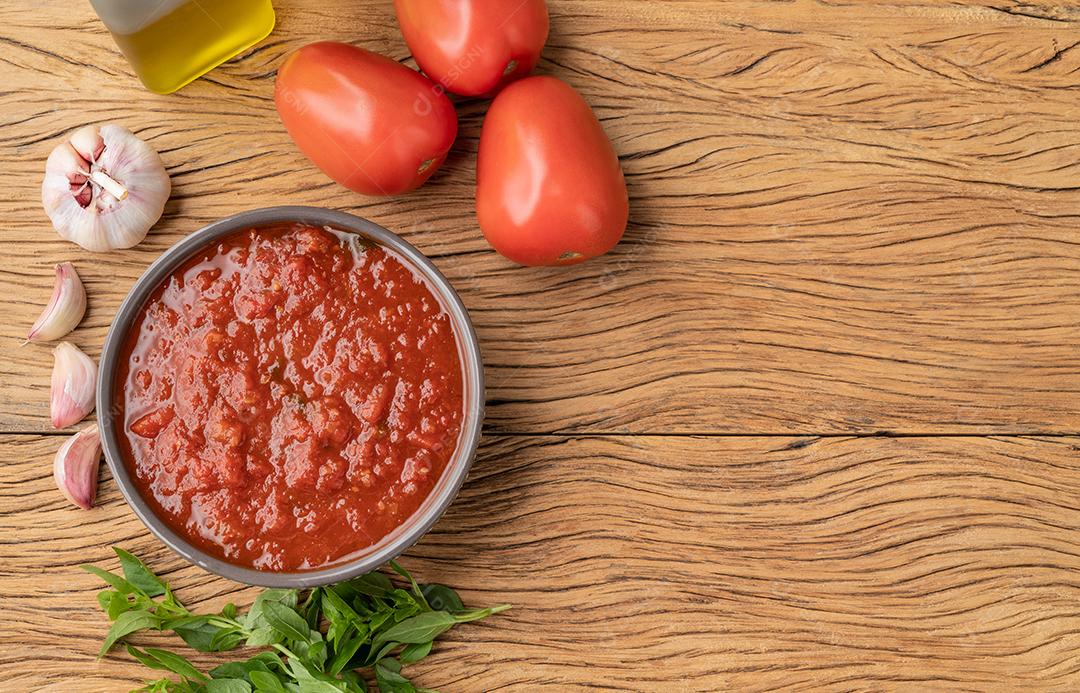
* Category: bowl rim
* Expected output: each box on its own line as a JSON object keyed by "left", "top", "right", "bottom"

{"left": 96, "top": 206, "right": 485, "bottom": 587}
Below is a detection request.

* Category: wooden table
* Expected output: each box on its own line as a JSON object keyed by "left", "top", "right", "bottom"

{"left": 2, "top": 1, "right": 1079, "bottom": 690}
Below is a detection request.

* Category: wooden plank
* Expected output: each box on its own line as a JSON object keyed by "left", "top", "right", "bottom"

{"left": 2, "top": 433, "right": 1078, "bottom": 690}
{"left": 0, "top": 1, "right": 1078, "bottom": 435}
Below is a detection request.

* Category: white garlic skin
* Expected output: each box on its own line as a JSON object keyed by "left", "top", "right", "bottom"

{"left": 53, "top": 423, "right": 102, "bottom": 510}
{"left": 50, "top": 341, "right": 98, "bottom": 428}
{"left": 27, "top": 262, "right": 87, "bottom": 342}
{"left": 42, "top": 124, "right": 171, "bottom": 252}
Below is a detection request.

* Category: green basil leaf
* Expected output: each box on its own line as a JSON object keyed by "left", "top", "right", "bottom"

{"left": 245, "top": 625, "right": 281, "bottom": 648}
{"left": 326, "top": 582, "right": 358, "bottom": 605}
{"left": 322, "top": 587, "right": 363, "bottom": 625}
{"left": 245, "top": 589, "right": 299, "bottom": 630}
{"left": 375, "top": 611, "right": 454, "bottom": 648}
{"left": 287, "top": 658, "right": 348, "bottom": 693}
{"left": 106, "top": 591, "right": 133, "bottom": 620}
{"left": 326, "top": 619, "right": 345, "bottom": 647}
{"left": 100, "top": 610, "right": 161, "bottom": 656}
{"left": 419, "top": 584, "right": 463, "bottom": 613}
{"left": 366, "top": 639, "right": 399, "bottom": 667}
{"left": 327, "top": 631, "right": 366, "bottom": 675}
{"left": 302, "top": 587, "right": 323, "bottom": 631}
{"left": 171, "top": 616, "right": 222, "bottom": 652}
{"left": 174, "top": 625, "right": 216, "bottom": 652}
{"left": 214, "top": 629, "right": 247, "bottom": 652}
{"left": 207, "top": 679, "right": 253, "bottom": 693}
{"left": 342, "top": 573, "right": 392, "bottom": 599}
{"left": 389, "top": 562, "right": 428, "bottom": 609}
{"left": 290, "top": 635, "right": 324, "bottom": 667}
{"left": 367, "top": 609, "right": 393, "bottom": 634}
{"left": 90, "top": 547, "right": 510, "bottom": 693}
{"left": 162, "top": 586, "right": 186, "bottom": 612}
{"left": 330, "top": 630, "right": 373, "bottom": 673}
{"left": 96, "top": 589, "right": 115, "bottom": 612}
{"left": 304, "top": 639, "right": 328, "bottom": 670}
{"left": 153, "top": 597, "right": 189, "bottom": 621}
{"left": 210, "top": 651, "right": 277, "bottom": 680}
{"left": 83, "top": 565, "right": 138, "bottom": 595}
{"left": 377, "top": 657, "right": 401, "bottom": 674}
{"left": 113, "top": 547, "right": 167, "bottom": 597}
{"left": 262, "top": 600, "right": 314, "bottom": 644}
{"left": 374, "top": 659, "right": 415, "bottom": 693}
{"left": 398, "top": 640, "right": 432, "bottom": 664}
{"left": 126, "top": 645, "right": 173, "bottom": 672}
{"left": 350, "top": 595, "right": 375, "bottom": 617}
{"left": 249, "top": 651, "right": 286, "bottom": 671}
{"left": 339, "top": 669, "right": 369, "bottom": 690}
{"left": 339, "top": 671, "right": 367, "bottom": 693}
{"left": 142, "top": 647, "right": 208, "bottom": 682}
{"left": 298, "top": 680, "right": 348, "bottom": 693}
{"left": 250, "top": 671, "right": 288, "bottom": 693}
{"left": 136, "top": 677, "right": 174, "bottom": 692}
{"left": 374, "top": 674, "right": 415, "bottom": 693}
{"left": 389, "top": 589, "right": 423, "bottom": 614}
{"left": 136, "top": 594, "right": 158, "bottom": 611}
{"left": 211, "top": 662, "right": 257, "bottom": 680}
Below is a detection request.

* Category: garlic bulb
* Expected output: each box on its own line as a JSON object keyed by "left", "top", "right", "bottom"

{"left": 41, "top": 124, "right": 171, "bottom": 251}
{"left": 27, "top": 262, "right": 87, "bottom": 342}
{"left": 53, "top": 423, "right": 102, "bottom": 510}
{"left": 51, "top": 342, "right": 97, "bottom": 428}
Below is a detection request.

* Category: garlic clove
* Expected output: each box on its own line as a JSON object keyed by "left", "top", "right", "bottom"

{"left": 69, "top": 125, "right": 105, "bottom": 162}
{"left": 48, "top": 142, "right": 90, "bottom": 183}
{"left": 53, "top": 423, "right": 102, "bottom": 510}
{"left": 41, "top": 124, "right": 170, "bottom": 252}
{"left": 27, "top": 262, "right": 87, "bottom": 342}
{"left": 51, "top": 341, "right": 97, "bottom": 428}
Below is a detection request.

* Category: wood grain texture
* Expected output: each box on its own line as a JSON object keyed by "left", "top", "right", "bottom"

{"left": 3, "top": 434, "right": 1080, "bottom": 691}
{"left": 2, "top": 1, "right": 1080, "bottom": 691}
{"left": 0, "top": 1, "right": 1078, "bottom": 434}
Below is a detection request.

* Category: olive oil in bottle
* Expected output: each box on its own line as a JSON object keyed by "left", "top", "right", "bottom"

{"left": 89, "top": 0, "right": 275, "bottom": 94}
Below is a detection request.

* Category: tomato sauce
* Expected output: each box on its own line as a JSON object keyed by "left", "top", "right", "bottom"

{"left": 115, "top": 223, "right": 464, "bottom": 571}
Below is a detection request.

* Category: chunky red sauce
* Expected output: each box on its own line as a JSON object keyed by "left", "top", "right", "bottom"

{"left": 116, "top": 223, "right": 464, "bottom": 571}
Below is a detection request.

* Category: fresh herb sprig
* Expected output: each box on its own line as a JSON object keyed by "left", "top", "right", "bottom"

{"left": 83, "top": 547, "right": 509, "bottom": 693}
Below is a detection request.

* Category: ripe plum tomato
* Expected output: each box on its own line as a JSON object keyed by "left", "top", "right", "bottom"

{"left": 476, "top": 76, "right": 628, "bottom": 266}
{"left": 393, "top": 0, "right": 549, "bottom": 97}
{"left": 275, "top": 41, "right": 458, "bottom": 196}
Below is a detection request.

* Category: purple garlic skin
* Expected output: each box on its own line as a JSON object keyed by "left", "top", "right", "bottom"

{"left": 54, "top": 423, "right": 102, "bottom": 510}
{"left": 27, "top": 262, "right": 87, "bottom": 342}
{"left": 50, "top": 341, "right": 97, "bottom": 428}
{"left": 42, "top": 124, "right": 170, "bottom": 252}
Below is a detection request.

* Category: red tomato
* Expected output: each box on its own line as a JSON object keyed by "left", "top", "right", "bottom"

{"left": 476, "top": 76, "right": 628, "bottom": 266}
{"left": 275, "top": 41, "right": 458, "bottom": 196}
{"left": 394, "top": 0, "right": 549, "bottom": 97}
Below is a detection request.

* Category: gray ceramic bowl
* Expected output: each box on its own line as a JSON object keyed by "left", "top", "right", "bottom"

{"left": 97, "top": 207, "right": 484, "bottom": 587}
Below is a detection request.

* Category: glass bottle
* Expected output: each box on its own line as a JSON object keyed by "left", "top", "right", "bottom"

{"left": 89, "top": 0, "right": 275, "bottom": 94}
